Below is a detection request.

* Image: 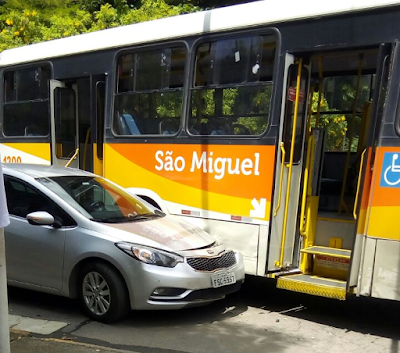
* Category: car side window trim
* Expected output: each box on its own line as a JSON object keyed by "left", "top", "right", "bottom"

{"left": 4, "top": 175, "right": 77, "bottom": 227}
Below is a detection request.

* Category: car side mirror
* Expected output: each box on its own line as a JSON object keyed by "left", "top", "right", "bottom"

{"left": 27, "top": 211, "right": 57, "bottom": 227}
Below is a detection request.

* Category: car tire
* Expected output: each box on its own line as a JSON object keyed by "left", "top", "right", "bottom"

{"left": 79, "top": 262, "right": 130, "bottom": 323}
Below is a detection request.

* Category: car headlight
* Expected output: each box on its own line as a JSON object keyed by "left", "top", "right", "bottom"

{"left": 115, "top": 242, "right": 183, "bottom": 268}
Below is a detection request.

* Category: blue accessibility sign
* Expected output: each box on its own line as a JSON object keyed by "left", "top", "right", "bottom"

{"left": 380, "top": 152, "right": 400, "bottom": 188}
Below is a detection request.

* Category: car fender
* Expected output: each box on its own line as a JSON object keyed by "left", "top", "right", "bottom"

{"left": 62, "top": 230, "right": 137, "bottom": 299}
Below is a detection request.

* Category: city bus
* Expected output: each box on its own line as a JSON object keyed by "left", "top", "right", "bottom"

{"left": 0, "top": 0, "right": 400, "bottom": 302}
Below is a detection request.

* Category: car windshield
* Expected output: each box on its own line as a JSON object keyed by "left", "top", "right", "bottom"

{"left": 37, "top": 175, "right": 161, "bottom": 223}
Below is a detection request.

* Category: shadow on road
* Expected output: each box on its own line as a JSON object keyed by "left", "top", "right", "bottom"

{"left": 233, "top": 275, "right": 400, "bottom": 340}
{"left": 9, "top": 274, "right": 400, "bottom": 340}
{"left": 8, "top": 274, "right": 400, "bottom": 353}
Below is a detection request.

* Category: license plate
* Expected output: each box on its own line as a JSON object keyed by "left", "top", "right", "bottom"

{"left": 211, "top": 271, "right": 236, "bottom": 288}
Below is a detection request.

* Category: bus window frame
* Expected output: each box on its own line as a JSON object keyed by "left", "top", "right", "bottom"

{"left": 96, "top": 80, "right": 106, "bottom": 160}
{"left": 396, "top": 113, "right": 400, "bottom": 137}
{"left": 186, "top": 28, "right": 279, "bottom": 139}
{"left": 54, "top": 87, "right": 77, "bottom": 160}
{"left": 111, "top": 40, "right": 190, "bottom": 139}
{"left": 378, "top": 42, "right": 400, "bottom": 141}
{"left": 1, "top": 61, "right": 53, "bottom": 140}
{"left": 396, "top": 85, "right": 400, "bottom": 136}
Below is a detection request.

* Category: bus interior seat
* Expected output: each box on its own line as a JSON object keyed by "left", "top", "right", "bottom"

{"left": 208, "top": 119, "right": 230, "bottom": 135}
{"left": 119, "top": 114, "right": 141, "bottom": 135}
{"left": 143, "top": 118, "right": 165, "bottom": 134}
{"left": 25, "top": 125, "right": 43, "bottom": 136}
{"left": 188, "top": 121, "right": 210, "bottom": 135}
{"left": 159, "top": 119, "right": 179, "bottom": 135}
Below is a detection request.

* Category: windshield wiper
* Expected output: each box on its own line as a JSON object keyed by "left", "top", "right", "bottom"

{"left": 123, "top": 213, "right": 162, "bottom": 221}
{"left": 91, "top": 216, "right": 126, "bottom": 223}
{"left": 135, "top": 212, "right": 164, "bottom": 218}
{"left": 91, "top": 212, "right": 164, "bottom": 223}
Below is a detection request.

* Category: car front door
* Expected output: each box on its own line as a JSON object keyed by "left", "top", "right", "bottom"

{"left": 4, "top": 176, "right": 70, "bottom": 290}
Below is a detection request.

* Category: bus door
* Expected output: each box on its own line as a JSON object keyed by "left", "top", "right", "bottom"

{"left": 355, "top": 43, "right": 400, "bottom": 300}
{"left": 269, "top": 56, "right": 310, "bottom": 271}
{"left": 50, "top": 75, "right": 106, "bottom": 174}
{"left": 50, "top": 80, "right": 79, "bottom": 168}
{"left": 273, "top": 45, "right": 393, "bottom": 300}
{"left": 91, "top": 75, "right": 106, "bottom": 176}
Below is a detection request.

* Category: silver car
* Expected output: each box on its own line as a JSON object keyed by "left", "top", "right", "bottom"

{"left": 4, "top": 164, "right": 245, "bottom": 322}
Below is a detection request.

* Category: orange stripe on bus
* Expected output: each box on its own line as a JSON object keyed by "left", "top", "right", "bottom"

{"left": 108, "top": 143, "right": 276, "bottom": 200}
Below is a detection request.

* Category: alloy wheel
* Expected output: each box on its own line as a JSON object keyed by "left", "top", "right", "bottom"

{"left": 82, "top": 271, "right": 111, "bottom": 316}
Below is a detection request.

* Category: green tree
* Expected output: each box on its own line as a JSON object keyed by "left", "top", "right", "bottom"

{"left": 310, "top": 92, "right": 349, "bottom": 152}
{"left": 0, "top": 0, "right": 199, "bottom": 51}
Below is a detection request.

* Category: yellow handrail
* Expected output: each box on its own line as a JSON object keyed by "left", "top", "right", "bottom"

{"left": 274, "top": 143, "right": 286, "bottom": 217}
{"left": 353, "top": 149, "right": 366, "bottom": 220}
{"left": 299, "top": 135, "right": 315, "bottom": 236}
{"left": 339, "top": 54, "right": 363, "bottom": 213}
{"left": 65, "top": 148, "right": 79, "bottom": 167}
{"left": 278, "top": 59, "right": 303, "bottom": 267}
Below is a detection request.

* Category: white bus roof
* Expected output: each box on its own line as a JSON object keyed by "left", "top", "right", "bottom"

{"left": 0, "top": 0, "right": 399, "bottom": 67}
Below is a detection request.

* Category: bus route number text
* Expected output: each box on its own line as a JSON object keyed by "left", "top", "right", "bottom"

{"left": 3, "top": 156, "right": 22, "bottom": 163}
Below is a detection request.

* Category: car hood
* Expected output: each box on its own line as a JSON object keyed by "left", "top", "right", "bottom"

{"left": 91, "top": 215, "right": 215, "bottom": 251}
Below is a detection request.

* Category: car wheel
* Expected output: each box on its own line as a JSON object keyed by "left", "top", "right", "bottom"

{"left": 79, "top": 262, "right": 129, "bottom": 323}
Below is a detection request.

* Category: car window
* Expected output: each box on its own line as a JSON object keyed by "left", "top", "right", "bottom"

{"left": 4, "top": 176, "right": 76, "bottom": 227}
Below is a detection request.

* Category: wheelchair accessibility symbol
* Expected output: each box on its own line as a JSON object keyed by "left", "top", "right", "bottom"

{"left": 380, "top": 152, "right": 400, "bottom": 187}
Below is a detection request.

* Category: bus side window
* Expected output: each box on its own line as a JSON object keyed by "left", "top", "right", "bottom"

{"left": 113, "top": 46, "right": 186, "bottom": 136}
{"left": 189, "top": 33, "right": 276, "bottom": 136}
{"left": 3, "top": 66, "right": 51, "bottom": 138}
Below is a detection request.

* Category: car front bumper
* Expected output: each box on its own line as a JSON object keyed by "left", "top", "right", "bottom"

{"left": 125, "top": 251, "right": 245, "bottom": 310}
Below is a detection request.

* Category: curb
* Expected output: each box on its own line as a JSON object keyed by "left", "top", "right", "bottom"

{"left": 10, "top": 329, "right": 137, "bottom": 353}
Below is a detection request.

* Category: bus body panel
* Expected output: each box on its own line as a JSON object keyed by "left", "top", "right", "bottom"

{"left": 0, "top": 143, "right": 51, "bottom": 165}
{"left": 356, "top": 146, "right": 400, "bottom": 300}
{"left": 366, "top": 146, "right": 400, "bottom": 241}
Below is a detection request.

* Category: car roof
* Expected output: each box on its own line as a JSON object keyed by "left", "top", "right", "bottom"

{"left": 2, "top": 164, "right": 96, "bottom": 179}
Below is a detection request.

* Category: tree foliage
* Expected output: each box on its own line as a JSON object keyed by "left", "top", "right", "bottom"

{"left": 310, "top": 93, "right": 347, "bottom": 152}
{"left": 0, "top": 0, "right": 262, "bottom": 52}
{"left": 0, "top": 0, "right": 202, "bottom": 51}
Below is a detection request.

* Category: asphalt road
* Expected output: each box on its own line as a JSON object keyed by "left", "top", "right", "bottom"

{"left": 8, "top": 276, "right": 400, "bottom": 353}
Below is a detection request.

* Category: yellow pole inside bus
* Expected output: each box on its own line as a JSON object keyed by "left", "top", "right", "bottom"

{"left": 339, "top": 54, "right": 363, "bottom": 213}
{"left": 278, "top": 59, "right": 303, "bottom": 267}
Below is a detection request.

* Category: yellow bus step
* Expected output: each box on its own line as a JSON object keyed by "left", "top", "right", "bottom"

{"left": 301, "top": 246, "right": 351, "bottom": 259}
{"left": 277, "top": 274, "right": 347, "bottom": 300}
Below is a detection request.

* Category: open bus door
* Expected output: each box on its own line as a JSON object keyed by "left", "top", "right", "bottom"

{"left": 50, "top": 80, "right": 79, "bottom": 168}
{"left": 270, "top": 45, "right": 394, "bottom": 300}
{"left": 50, "top": 75, "right": 106, "bottom": 174}
{"left": 92, "top": 76, "right": 105, "bottom": 177}
{"left": 269, "top": 55, "right": 310, "bottom": 273}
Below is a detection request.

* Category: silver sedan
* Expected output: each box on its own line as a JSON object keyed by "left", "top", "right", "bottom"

{"left": 4, "top": 164, "right": 245, "bottom": 322}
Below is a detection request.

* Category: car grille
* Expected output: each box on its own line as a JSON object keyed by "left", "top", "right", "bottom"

{"left": 187, "top": 251, "right": 236, "bottom": 272}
